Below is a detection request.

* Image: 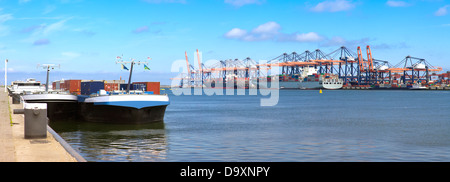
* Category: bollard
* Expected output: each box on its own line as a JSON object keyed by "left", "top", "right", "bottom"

{"left": 12, "top": 95, "right": 21, "bottom": 104}
{"left": 14, "top": 103, "right": 48, "bottom": 139}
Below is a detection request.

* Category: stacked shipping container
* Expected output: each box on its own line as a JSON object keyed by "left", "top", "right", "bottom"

{"left": 52, "top": 80, "right": 80, "bottom": 94}
{"left": 62, "top": 80, "right": 81, "bottom": 95}
{"left": 51, "top": 79, "right": 161, "bottom": 95}
{"left": 81, "top": 81, "right": 104, "bottom": 95}
{"left": 132, "top": 82, "right": 160, "bottom": 95}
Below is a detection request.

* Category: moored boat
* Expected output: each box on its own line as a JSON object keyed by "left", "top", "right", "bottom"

{"left": 22, "top": 91, "right": 79, "bottom": 121}
{"left": 77, "top": 90, "right": 169, "bottom": 124}
{"left": 76, "top": 56, "right": 170, "bottom": 124}
{"left": 19, "top": 64, "right": 79, "bottom": 121}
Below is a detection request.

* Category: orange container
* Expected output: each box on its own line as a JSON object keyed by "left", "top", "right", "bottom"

{"left": 104, "top": 83, "right": 119, "bottom": 91}
{"left": 146, "top": 82, "right": 160, "bottom": 95}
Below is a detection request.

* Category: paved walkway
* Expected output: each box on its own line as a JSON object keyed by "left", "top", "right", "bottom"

{"left": 0, "top": 89, "right": 78, "bottom": 162}
{"left": 0, "top": 89, "right": 15, "bottom": 162}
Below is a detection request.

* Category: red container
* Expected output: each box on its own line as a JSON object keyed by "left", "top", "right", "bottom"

{"left": 52, "top": 82, "right": 56, "bottom": 90}
{"left": 147, "top": 82, "right": 160, "bottom": 95}
{"left": 60, "top": 81, "right": 66, "bottom": 91}
{"left": 64, "top": 80, "right": 81, "bottom": 93}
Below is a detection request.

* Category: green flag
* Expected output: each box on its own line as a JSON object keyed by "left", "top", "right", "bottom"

{"left": 144, "top": 64, "right": 150, "bottom": 70}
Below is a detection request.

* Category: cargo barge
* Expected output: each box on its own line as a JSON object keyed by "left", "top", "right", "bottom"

{"left": 19, "top": 65, "right": 79, "bottom": 121}
{"left": 73, "top": 58, "right": 169, "bottom": 124}
{"left": 22, "top": 92, "right": 78, "bottom": 121}
{"left": 77, "top": 91, "right": 169, "bottom": 124}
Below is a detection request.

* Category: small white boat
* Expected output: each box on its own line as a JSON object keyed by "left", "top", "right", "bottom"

{"left": 410, "top": 84, "right": 427, "bottom": 90}
{"left": 8, "top": 78, "right": 46, "bottom": 95}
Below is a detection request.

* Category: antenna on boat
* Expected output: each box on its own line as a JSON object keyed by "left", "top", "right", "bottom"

{"left": 37, "top": 64, "right": 60, "bottom": 92}
{"left": 116, "top": 57, "right": 149, "bottom": 94}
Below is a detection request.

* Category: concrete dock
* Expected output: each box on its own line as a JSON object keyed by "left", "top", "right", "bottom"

{"left": 0, "top": 89, "right": 82, "bottom": 162}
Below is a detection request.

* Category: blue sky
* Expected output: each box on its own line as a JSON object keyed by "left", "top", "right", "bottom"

{"left": 1, "top": 0, "right": 449, "bottom": 85}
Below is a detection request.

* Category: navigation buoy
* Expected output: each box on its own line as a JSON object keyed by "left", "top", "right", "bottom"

{"left": 319, "top": 89, "right": 322, "bottom": 94}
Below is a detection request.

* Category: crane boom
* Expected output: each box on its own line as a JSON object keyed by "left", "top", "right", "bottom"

{"left": 196, "top": 49, "right": 202, "bottom": 72}
{"left": 366, "top": 45, "right": 374, "bottom": 72}
{"left": 185, "top": 51, "right": 191, "bottom": 75}
{"left": 357, "top": 46, "right": 365, "bottom": 72}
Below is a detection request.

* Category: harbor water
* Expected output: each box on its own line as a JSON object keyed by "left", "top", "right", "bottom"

{"left": 49, "top": 89, "right": 450, "bottom": 162}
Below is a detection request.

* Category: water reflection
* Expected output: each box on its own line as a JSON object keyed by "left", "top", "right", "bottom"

{"left": 49, "top": 121, "right": 167, "bottom": 162}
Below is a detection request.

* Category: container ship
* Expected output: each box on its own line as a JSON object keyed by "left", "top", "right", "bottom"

{"left": 251, "top": 67, "right": 343, "bottom": 90}
{"left": 250, "top": 75, "right": 300, "bottom": 89}
{"left": 299, "top": 73, "right": 343, "bottom": 90}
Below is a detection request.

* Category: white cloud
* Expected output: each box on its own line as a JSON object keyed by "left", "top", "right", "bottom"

{"left": 61, "top": 52, "right": 81, "bottom": 59}
{"left": 224, "top": 28, "right": 247, "bottom": 39}
{"left": 386, "top": 1, "right": 411, "bottom": 7}
{"left": 43, "top": 19, "right": 67, "bottom": 35}
{"left": 31, "top": 18, "right": 70, "bottom": 37}
{"left": 0, "top": 14, "right": 13, "bottom": 23}
{"left": 224, "top": 21, "right": 323, "bottom": 43}
{"left": 224, "top": 22, "right": 281, "bottom": 41}
{"left": 310, "top": 0, "right": 356, "bottom": 12}
{"left": 0, "top": 14, "right": 13, "bottom": 37}
{"left": 294, "top": 32, "right": 323, "bottom": 42}
{"left": 20, "top": 18, "right": 70, "bottom": 45}
{"left": 251, "top": 21, "right": 280, "bottom": 34}
{"left": 435, "top": 5, "right": 449, "bottom": 16}
{"left": 224, "top": 0, "right": 264, "bottom": 7}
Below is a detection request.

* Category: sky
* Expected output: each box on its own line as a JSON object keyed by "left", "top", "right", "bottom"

{"left": 0, "top": 0, "right": 449, "bottom": 85}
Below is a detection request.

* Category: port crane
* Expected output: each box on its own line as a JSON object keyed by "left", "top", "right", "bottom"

{"left": 172, "top": 45, "right": 446, "bottom": 88}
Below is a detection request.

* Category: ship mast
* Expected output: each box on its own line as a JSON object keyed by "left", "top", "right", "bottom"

{"left": 38, "top": 64, "right": 60, "bottom": 92}
{"left": 116, "top": 58, "right": 148, "bottom": 94}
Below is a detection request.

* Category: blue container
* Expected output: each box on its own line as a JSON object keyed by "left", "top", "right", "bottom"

{"left": 133, "top": 83, "right": 147, "bottom": 91}
{"left": 120, "top": 83, "right": 134, "bottom": 91}
{"left": 81, "top": 81, "right": 104, "bottom": 95}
